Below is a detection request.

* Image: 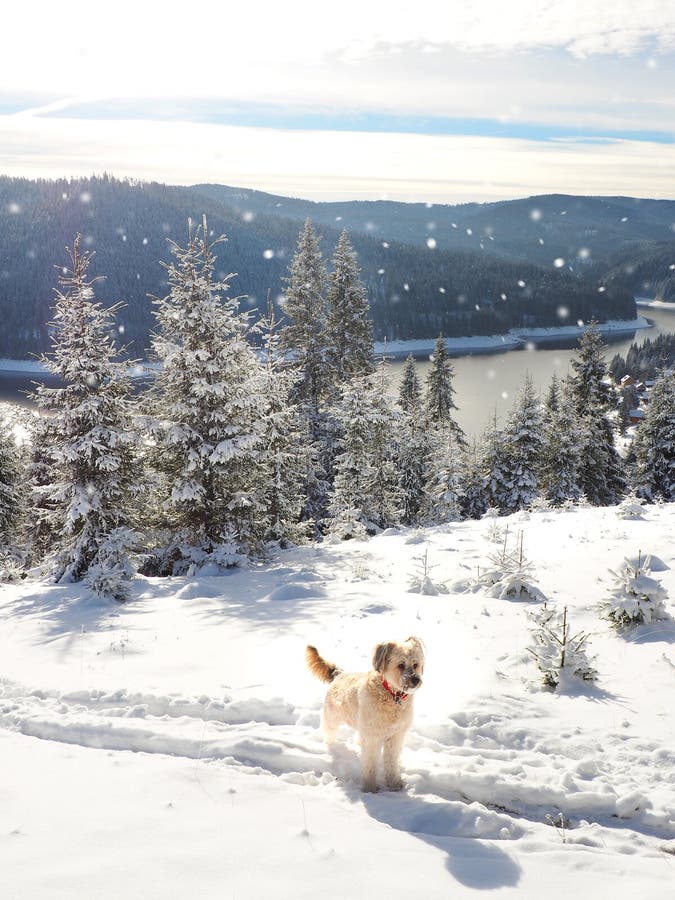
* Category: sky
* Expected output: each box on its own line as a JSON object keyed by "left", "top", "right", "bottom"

{"left": 1, "top": 1, "right": 675, "bottom": 203}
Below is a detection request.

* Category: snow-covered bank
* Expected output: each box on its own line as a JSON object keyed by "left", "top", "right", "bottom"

{"left": 636, "top": 298, "right": 675, "bottom": 312}
{"left": 0, "top": 318, "right": 651, "bottom": 374}
{"left": 1, "top": 503, "right": 674, "bottom": 899}
{"left": 374, "top": 317, "right": 651, "bottom": 359}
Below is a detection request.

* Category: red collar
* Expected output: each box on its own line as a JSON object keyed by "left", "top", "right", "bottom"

{"left": 382, "top": 679, "right": 408, "bottom": 704}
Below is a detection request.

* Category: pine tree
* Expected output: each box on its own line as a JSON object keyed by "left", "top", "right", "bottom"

{"left": 31, "top": 236, "right": 139, "bottom": 594}
{"left": 631, "top": 375, "right": 675, "bottom": 501}
{"left": 397, "top": 358, "right": 430, "bottom": 525}
{"left": 327, "top": 367, "right": 401, "bottom": 539}
{"left": 279, "top": 219, "right": 329, "bottom": 409}
{"left": 577, "top": 412, "right": 626, "bottom": 506}
{"left": 420, "top": 426, "right": 466, "bottom": 524}
{"left": 148, "top": 218, "right": 268, "bottom": 573}
{"left": 423, "top": 335, "right": 466, "bottom": 446}
{"left": 325, "top": 229, "right": 374, "bottom": 386}
{"left": 0, "top": 409, "right": 23, "bottom": 555}
{"left": 472, "top": 414, "right": 511, "bottom": 515}
{"left": 500, "top": 374, "right": 544, "bottom": 512}
{"left": 256, "top": 296, "right": 310, "bottom": 546}
{"left": 540, "top": 396, "right": 582, "bottom": 505}
{"left": 567, "top": 321, "right": 614, "bottom": 414}
{"left": 398, "top": 354, "right": 422, "bottom": 413}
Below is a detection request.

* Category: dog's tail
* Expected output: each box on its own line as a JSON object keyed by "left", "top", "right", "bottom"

{"left": 305, "top": 645, "right": 341, "bottom": 683}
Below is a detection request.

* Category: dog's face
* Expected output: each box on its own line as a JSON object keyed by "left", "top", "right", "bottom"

{"left": 372, "top": 636, "right": 424, "bottom": 694}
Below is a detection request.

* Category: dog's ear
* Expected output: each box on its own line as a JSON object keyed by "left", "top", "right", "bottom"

{"left": 405, "top": 636, "right": 425, "bottom": 657}
{"left": 372, "top": 642, "right": 395, "bottom": 673}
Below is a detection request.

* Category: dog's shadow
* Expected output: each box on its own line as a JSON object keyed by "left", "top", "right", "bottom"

{"left": 330, "top": 761, "right": 522, "bottom": 890}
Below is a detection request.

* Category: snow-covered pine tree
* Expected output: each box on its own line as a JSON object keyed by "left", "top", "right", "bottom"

{"left": 31, "top": 236, "right": 139, "bottom": 595}
{"left": 562, "top": 327, "right": 625, "bottom": 507}
{"left": 148, "top": 218, "right": 268, "bottom": 573}
{"left": 327, "top": 365, "right": 401, "bottom": 539}
{"left": 398, "top": 354, "right": 422, "bottom": 413}
{"left": 423, "top": 335, "right": 466, "bottom": 446}
{"left": 325, "top": 229, "right": 374, "bottom": 387}
{"left": 256, "top": 295, "right": 310, "bottom": 546}
{"left": 567, "top": 321, "right": 614, "bottom": 415}
{"left": 577, "top": 410, "right": 626, "bottom": 506}
{"left": 396, "top": 359, "right": 431, "bottom": 526}
{"left": 500, "top": 373, "right": 544, "bottom": 513}
{"left": 540, "top": 377, "right": 582, "bottom": 505}
{"left": 279, "top": 219, "right": 329, "bottom": 409}
{"left": 631, "top": 374, "right": 675, "bottom": 502}
{"left": 600, "top": 553, "right": 670, "bottom": 626}
{"left": 466, "top": 414, "right": 511, "bottom": 516}
{"left": 0, "top": 408, "right": 23, "bottom": 559}
{"left": 420, "top": 425, "right": 466, "bottom": 525}
{"left": 278, "top": 219, "right": 333, "bottom": 528}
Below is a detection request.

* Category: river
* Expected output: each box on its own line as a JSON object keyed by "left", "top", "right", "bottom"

{"left": 1, "top": 307, "right": 673, "bottom": 439}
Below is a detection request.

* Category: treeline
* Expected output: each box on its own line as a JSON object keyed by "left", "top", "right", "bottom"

{"left": 0, "top": 175, "right": 636, "bottom": 358}
{"left": 594, "top": 240, "right": 675, "bottom": 303}
{"left": 609, "top": 333, "right": 675, "bottom": 382}
{"left": 0, "top": 221, "right": 673, "bottom": 602}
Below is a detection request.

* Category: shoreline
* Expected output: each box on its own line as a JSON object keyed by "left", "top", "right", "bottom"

{"left": 373, "top": 316, "right": 652, "bottom": 359}
{"left": 0, "top": 316, "right": 653, "bottom": 373}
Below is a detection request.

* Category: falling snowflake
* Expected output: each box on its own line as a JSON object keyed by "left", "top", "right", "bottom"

{"left": 427, "top": 221, "right": 436, "bottom": 231}
{"left": 426, "top": 238, "right": 437, "bottom": 249}
{"left": 517, "top": 279, "right": 526, "bottom": 288}
{"left": 501, "top": 391, "right": 508, "bottom": 399}
{"left": 403, "top": 283, "right": 410, "bottom": 291}
{"left": 525, "top": 342, "right": 536, "bottom": 352}
{"left": 466, "top": 228, "right": 473, "bottom": 235}
{"left": 242, "top": 211, "right": 254, "bottom": 223}
{"left": 80, "top": 192, "right": 91, "bottom": 204}
{"left": 439, "top": 287, "right": 446, "bottom": 294}
{"left": 378, "top": 268, "right": 385, "bottom": 274}
{"left": 530, "top": 209, "right": 542, "bottom": 222}
{"left": 554, "top": 258, "right": 565, "bottom": 268}
{"left": 142, "top": 238, "right": 148, "bottom": 246}
{"left": 500, "top": 293, "right": 507, "bottom": 300}
{"left": 263, "top": 249, "right": 275, "bottom": 259}
{"left": 557, "top": 305, "right": 570, "bottom": 320}
{"left": 598, "top": 286, "right": 606, "bottom": 293}
{"left": 8, "top": 202, "right": 21, "bottom": 214}
{"left": 577, "top": 319, "right": 585, "bottom": 327}
{"left": 335, "top": 215, "right": 342, "bottom": 221}
{"left": 578, "top": 247, "right": 590, "bottom": 259}
{"left": 382, "top": 241, "right": 390, "bottom": 249}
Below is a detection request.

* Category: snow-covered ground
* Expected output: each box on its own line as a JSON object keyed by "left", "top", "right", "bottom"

{"left": 2, "top": 504, "right": 674, "bottom": 899}
{"left": 375, "top": 317, "right": 651, "bottom": 358}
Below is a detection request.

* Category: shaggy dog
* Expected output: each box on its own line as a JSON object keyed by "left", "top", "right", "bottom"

{"left": 306, "top": 637, "right": 424, "bottom": 792}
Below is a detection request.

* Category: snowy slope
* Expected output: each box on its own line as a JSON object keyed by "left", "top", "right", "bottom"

{"left": 1, "top": 504, "right": 674, "bottom": 899}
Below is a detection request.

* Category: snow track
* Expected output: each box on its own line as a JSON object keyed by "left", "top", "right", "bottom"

{"left": 1, "top": 675, "right": 673, "bottom": 851}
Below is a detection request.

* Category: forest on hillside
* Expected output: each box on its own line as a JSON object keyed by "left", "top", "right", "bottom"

{"left": 0, "top": 175, "right": 636, "bottom": 358}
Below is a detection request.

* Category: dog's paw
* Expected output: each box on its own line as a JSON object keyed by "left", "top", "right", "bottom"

{"left": 385, "top": 778, "right": 404, "bottom": 792}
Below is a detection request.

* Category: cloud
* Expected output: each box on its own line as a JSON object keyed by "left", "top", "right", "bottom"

{"left": 1, "top": 114, "right": 674, "bottom": 203}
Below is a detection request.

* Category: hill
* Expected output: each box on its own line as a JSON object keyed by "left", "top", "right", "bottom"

{"left": 1, "top": 503, "right": 674, "bottom": 898}
{"left": 194, "top": 183, "right": 675, "bottom": 267}
{"left": 0, "top": 175, "right": 636, "bottom": 358}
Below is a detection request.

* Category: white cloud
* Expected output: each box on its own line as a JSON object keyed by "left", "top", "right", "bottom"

{"left": 1, "top": 114, "right": 673, "bottom": 203}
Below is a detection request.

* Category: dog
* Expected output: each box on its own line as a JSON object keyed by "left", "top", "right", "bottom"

{"left": 306, "top": 637, "right": 424, "bottom": 792}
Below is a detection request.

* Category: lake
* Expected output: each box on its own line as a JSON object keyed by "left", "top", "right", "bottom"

{"left": 386, "top": 306, "right": 675, "bottom": 439}
{"left": 2, "top": 307, "right": 673, "bottom": 439}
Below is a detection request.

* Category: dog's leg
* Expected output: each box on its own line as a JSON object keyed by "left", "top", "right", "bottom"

{"left": 383, "top": 732, "right": 406, "bottom": 791}
{"left": 360, "top": 736, "right": 381, "bottom": 792}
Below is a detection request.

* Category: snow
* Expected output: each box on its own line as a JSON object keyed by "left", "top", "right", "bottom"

{"left": 374, "top": 317, "right": 652, "bottom": 359}
{"left": 1, "top": 503, "right": 675, "bottom": 898}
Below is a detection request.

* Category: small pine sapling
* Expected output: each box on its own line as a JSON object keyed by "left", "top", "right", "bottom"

{"left": 408, "top": 548, "right": 448, "bottom": 595}
{"left": 482, "top": 530, "right": 546, "bottom": 601}
{"left": 527, "top": 604, "right": 597, "bottom": 688}
{"left": 600, "top": 552, "right": 670, "bottom": 627}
